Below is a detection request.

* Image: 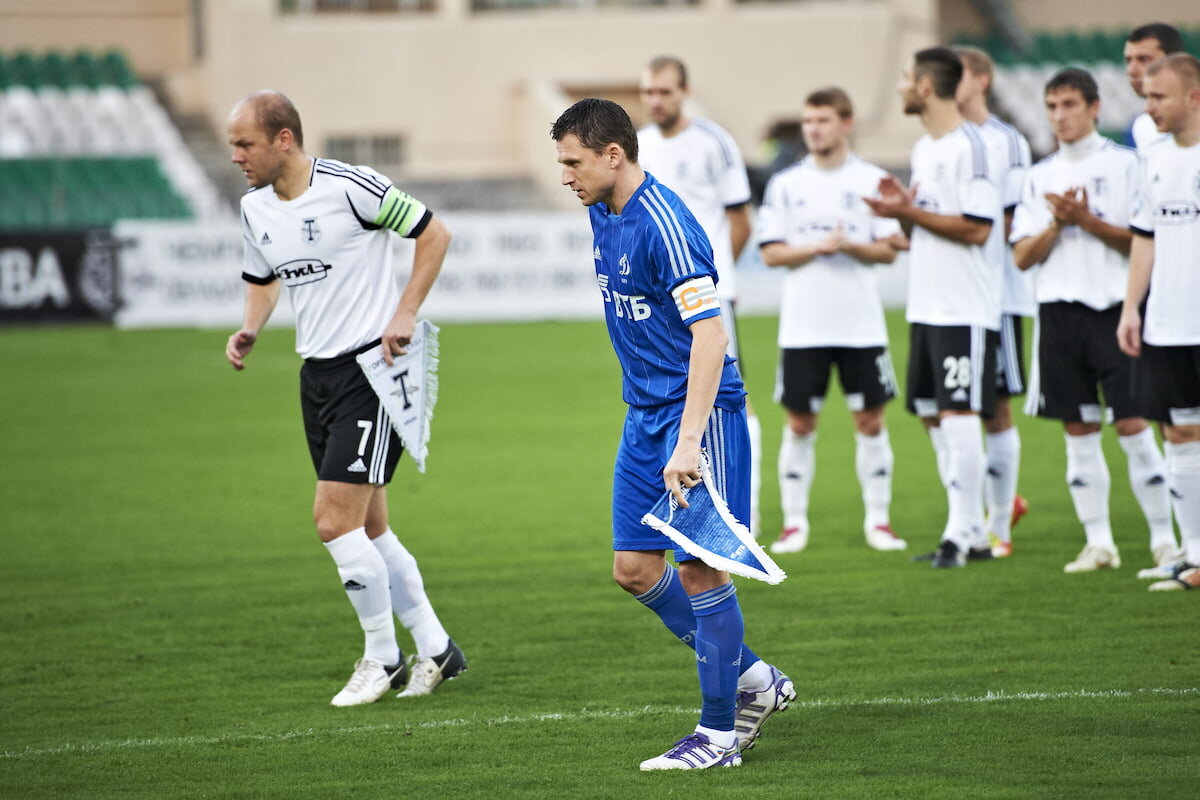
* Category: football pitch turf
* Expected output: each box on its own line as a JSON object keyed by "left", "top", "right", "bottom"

{"left": 1, "top": 314, "right": 1195, "bottom": 799}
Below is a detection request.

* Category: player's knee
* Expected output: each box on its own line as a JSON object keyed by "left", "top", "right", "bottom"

{"left": 787, "top": 413, "right": 816, "bottom": 436}
{"left": 854, "top": 410, "right": 884, "bottom": 436}
{"left": 612, "top": 561, "right": 655, "bottom": 595}
{"left": 1113, "top": 418, "right": 1148, "bottom": 437}
{"left": 313, "top": 512, "right": 352, "bottom": 543}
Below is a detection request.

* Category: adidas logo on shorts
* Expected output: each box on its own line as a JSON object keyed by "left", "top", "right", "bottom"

{"left": 347, "top": 458, "right": 367, "bottom": 473}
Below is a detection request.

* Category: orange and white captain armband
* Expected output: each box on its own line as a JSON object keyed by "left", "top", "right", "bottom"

{"left": 672, "top": 275, "right": 720, "bottom": 323}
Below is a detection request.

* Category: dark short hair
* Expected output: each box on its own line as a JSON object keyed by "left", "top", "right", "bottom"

{"left": 243, "top": 90, "right": 304, "bottom": 147}
{"left": 913, "top": 47, "right": 963, "bottom": 100}
{"left": 1128, "top": 23, "right": 1185, "bottom": 55}
{"left": 646, "top": 55, "right": 688, "bottom": 89}
{"left": 550, "top": 98, "right": 639, "bottom": 162}
{"left": 804, "top": 87, "right": 854, "bottom": 119}
{"left": 1045, "top": 67, "right": 1100, "bottom": 106}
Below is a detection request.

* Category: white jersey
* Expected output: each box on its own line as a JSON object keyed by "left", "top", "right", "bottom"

{"left": 1132, "top": 112, "right": 1169, "bottom": 154}
{"left": 638, "top": 118, "right": 751, "bottom": 299}
{"left": 756, "top": 154, "right": 901, "bottom": 348}
{"left": 1131, "top": 136, "right": 1200, "bottom": 346}
{"left": 240, "top": 158, "right": 431, "bottom": 359}
{"left": 906, "top": 123, "right": 1002, "bottom": 330}
{"left": 981, "top": 115, "right": 1035, "bottom": 315}
{"left": 1010, "top": 132, "right": 1138, "bottom": 311}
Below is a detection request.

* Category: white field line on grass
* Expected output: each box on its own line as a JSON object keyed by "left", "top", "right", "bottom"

{"left": 4, "top": 687, "right": 1196, "bottom": 760}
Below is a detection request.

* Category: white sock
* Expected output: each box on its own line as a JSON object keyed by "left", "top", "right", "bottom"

{"left": 940, "top": 415, "right": 985, "bottom": 550}
{"left": 325, "top": 527, "right": 399, "bottom": 665}
{"left": 372, "top": 530, "right": 450, "bottom": 658}
{"left": 1166, "top": 441, "right": 1200, "bottom": 564}
{"left": 1065, "top": 433, "right": 1115, "bottom": 551}
{"left": 747, "top": 413, "right": 762, "bottom": 533}
{"left": 855, "top": 428, "right": 893, "bottom": 531}
{"left": 1118, "top": 428, "right": 1176, "bottom": 551}
{"left": 928, "top": 425, "right": 951, "bottom": 488}
{"left": 694, "top": 724, "right": 736, "bottom": 750}
{"left": 778, "top": 427, "right": 815, "bottom": 531}
{"left": 985, "top": 428, "right": 1021, "bottom": 542}
{"left": 737, "top": 658, "right": 773, "bottom": 694}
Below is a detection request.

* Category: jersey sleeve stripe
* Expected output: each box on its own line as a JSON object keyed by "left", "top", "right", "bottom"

{"left": 962, "top": 125, "right": 988, "bottom": 179}
{"left": 645, "top": 186, "right": 698, "bottom": 276}
{"left": 315, "top": 162, "right": 388, "bottom": 198}
{"left": 317, "top": 159, "right": 390, "bottom": 193}
{"left": 241, "top": 271, "right": 277, "bottom": 285}
{"left": 693, "top": 119, "right": 737, "bottom": 167}
{"left": 639, "top": 196, "right": 685, "bottom": 279}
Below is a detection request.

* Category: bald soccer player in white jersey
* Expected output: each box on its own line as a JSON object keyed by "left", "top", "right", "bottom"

{"left": 865, "top": 47, "right": 1001, "bottom": 569}
{"left": 224, "top": 91, "right": 466, "bottom": 705}
{"left": 638, "top": 56, "right": 763, "bottom": 533}
{"left": 1124, "top": 23, "right": 1186, "bottom": 153}
{"left": 1012, "top": 67, "right": 1179, "bottom": 576}
{"left": 954, "top": 46, "right": 1034, "bottom": 558}
{"left": 1119, "top": 54, "right": 1200, "bottom": 592}
{"left": 756, "top": 87, "right": 907, "bottom": 555}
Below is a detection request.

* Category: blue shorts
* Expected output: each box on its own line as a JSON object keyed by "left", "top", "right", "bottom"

{"left": 612, "top": 400, "right": 751, "bottom": 561}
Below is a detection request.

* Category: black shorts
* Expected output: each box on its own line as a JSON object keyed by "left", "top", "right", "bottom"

{"left": 995, "top": 313, "right": 1027, "bottom": 396}
{"left": 1134, "top": 341, "right": 1200, "bottom": 426}
{"left": 905, "top": 323, "right": 998, "bottom": 418}
{"left": 775, "top": 346, "right": 897, "bottom": 414}
{"left": 1027, "top": 302, "right": 1140, "bottom": 423}
{"left": 300, "top": 341, "right": 404, "bottom": 484}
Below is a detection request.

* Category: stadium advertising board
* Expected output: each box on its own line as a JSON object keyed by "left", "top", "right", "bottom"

{"left": 0, "top": 230, "right": 120, "bottom": 323}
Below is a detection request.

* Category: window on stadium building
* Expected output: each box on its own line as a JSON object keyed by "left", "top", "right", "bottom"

{"left": 325, "top": 135, "right": 407, "bottom": 170}
{"left": 471, "top": 0, "right": 696, "bottom": 10}
{"left": 280, "top": 0, "right": 435, "bottom": 13}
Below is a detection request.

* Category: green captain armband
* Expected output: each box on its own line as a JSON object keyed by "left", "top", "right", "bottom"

{"left": 374, "top": 186, "right": 427, "bottom": 237}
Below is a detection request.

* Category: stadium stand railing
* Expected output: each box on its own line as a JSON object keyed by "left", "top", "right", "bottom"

{"left": 0, "top": 49, "right": 229, "bottom": 230}
{"left": 953, "top": 25, "right": 1200, "bottom": 155}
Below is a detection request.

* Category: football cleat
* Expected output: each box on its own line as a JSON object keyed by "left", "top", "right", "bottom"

{"left": 1151, "top": 542, "right": 1185, "bottom": 567}
{"left": 866, "top": 524, "right": 907, "bottom": 551}
{"left": 989, "top": 534, "right": 1013, "bottom": 558}
{"left": 1011, "top": 495, "right": 1029, "bottom": 528}
{"left": 931, "top": 539, "right": 966, "bottom": 568}
{"left": 734, "top": 664, "right": 796, "bottom": 752}
{"left": 770, "top": 525, "right": 809, "bottom": 554}
{"left": 1063, "top": 545, "right": 1121, "bottom": 573}
{"left": 639, "top": 733, "right": 741, "bottom": 771}
{"left": 1148, "top": 564, "right": 1200, "bottom": 591}
{"left": 397, "top": 639, "right": 467, "bottom": 697}
{"left": 330, "top": 657, "right": 408, "bottom": 707}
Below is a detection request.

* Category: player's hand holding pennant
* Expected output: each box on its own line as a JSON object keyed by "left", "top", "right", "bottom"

{"left": 642, "top": 455, "right": 787, "bottom": 585}
{"left": 356, "top": 320, "right": 440, "bottom": 473}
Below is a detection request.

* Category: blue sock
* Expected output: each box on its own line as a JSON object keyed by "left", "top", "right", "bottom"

{"left": 689, "top": 582, "right": 744, "bottom": 732}
{"left": 634, "top": 565, "right": 760, "bottom": 674}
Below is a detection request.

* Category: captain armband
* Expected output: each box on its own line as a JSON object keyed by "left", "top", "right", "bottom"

{"left": 373, "top": 186, "right": 430, "bottom": 238}
{"left": 672, "top": 275, "right": 719, "bottom": 323}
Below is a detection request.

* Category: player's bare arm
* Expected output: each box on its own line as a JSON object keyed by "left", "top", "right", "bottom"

{"left": 1117, "top": 233, "right": 1155, "bottom": 357}
{"left": 760, "top": 227, "right": 843, "bottom": 268}
{"left": 840, "top": 236, "right": 900, "bottom": 265}
{"left": 865, "top": 175, "right": 991, "bottom": 246}
{"left": 382, "top": 216, "right": 451, "bottom": 365}
{"left": 1012, "top": 218, "right": 1062, "bottom": 270}
{"left": 226, "top": 280, "right": 281, "bottom": 370}
{"left": 1046, "top": 187, "right": 1132, "bottom": 256}
{"left": 726, "top": 204, "right": 751, "bottom": 262}
{"left": 663, "top": 315, "right": 728, "bottom": 508}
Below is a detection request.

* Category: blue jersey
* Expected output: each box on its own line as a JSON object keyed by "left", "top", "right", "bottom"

{"left": 588, "top": 172, "right": 745, "bottom": 409}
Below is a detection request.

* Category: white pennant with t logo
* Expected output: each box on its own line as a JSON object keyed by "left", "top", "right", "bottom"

{"left": 356, "top": 320, "right": 440, "bottom": 473}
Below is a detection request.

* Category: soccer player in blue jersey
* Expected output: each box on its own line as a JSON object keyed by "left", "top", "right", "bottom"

{"left": 551, "top": 98, "right": 793, "bottom": 771}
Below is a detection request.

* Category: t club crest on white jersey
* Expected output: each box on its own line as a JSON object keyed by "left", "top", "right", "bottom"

{"left": 240, "top": 158, "right": 432, "bottom": 359}
{"left": 757, "top": 154, "right": 900, "bottom": 348}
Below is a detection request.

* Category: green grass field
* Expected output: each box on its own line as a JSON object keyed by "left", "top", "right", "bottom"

{"left": 1, "top": 314, "right": 1195, "bottom": 799}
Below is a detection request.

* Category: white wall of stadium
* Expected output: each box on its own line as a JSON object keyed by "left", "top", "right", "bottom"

{"left": 112, "top": 216, "right": 910, "bottom": 329}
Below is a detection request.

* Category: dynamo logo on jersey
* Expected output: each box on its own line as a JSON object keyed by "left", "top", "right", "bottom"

{"left": 276, "top": 258, "right": 333, "bottom": 286}
{"left": 619, "top": 254, "right": 631, "bottom": 275}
